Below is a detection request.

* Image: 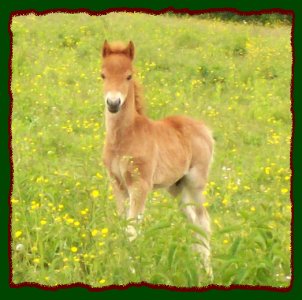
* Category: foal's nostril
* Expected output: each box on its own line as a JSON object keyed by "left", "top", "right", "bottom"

{"left": 106, "top": 97, "right": 121, "bottom": 113}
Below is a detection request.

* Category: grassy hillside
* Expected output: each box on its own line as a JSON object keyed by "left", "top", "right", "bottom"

{"left": 11, "top": 12, "right": 292, "bottom": 288}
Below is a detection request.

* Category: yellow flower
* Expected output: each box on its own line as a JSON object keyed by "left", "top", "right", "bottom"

{"left": 80, "top": 209, "right": 88, "bottom": 215}
{"left": 223, "top": 239, "right": 229, "bottom": 244}
{"left": 40, "top": 219, "right": 47, "bottom": 225}
{"left": 99, "top": 279, "right": 106, "bottom": 284}
{"left": 30, "top": 201, "right": 40, "bottom": 210}
{"left": 213, "top": 218, "right": 221, "bottom": 228}
{"left": 281, "top": 188, "right": 289, "bottom": 194}
{"left": 264, "top": 167, "right": 271, "bottom": 175}
{"left": 11, "top": 198, "right": 19, "bottom": 204}
{"left": 66, "top": 218, "right": 74, "bottom": 224}
{"left": 33, "top": 258, "right": 40, "bottom": 264}
{"left": 222, "top": 198, "right": 228, "bottom": 206}
{"left": 36, "top": 176, "right": 48, "bottom": 183}
{"left": 15, "top": 231, "right": 22, "bottom": 238}
{"left": 101, "top": 228, "right": 109, "bottom": 236}
{"left": 91, "top": 229, "right": 98, "bottom": 237}
{"left": 71, "top": 246, "right": 78, "bottom": 253}
{"left": 96, "top": 172, "right": 103, "bottom": 179}
{"left": 36, "top": 176, "right": 44, "bottom": 183}
{"left": 91, "top": 190, "right": 100, "bottom": 198}
{"left": 250, "top": 206, "right": 256, "bottom": 212}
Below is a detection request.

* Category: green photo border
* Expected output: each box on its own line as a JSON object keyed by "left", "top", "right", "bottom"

{"left": 1, "top": 0, "right": 300, "bottom": 299}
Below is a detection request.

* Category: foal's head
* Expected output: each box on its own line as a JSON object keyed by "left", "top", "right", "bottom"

{"left": 101, "top": 41, "right": 135, "bottom": 114}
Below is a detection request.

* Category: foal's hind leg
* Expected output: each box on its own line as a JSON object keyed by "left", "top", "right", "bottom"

{"left": 182, "top": 187, "right": 213, "bottom": 279}
{"left": 168, "top": 178, "right": 184, "bottom": 197}
{"left": 181, "top": 169, "right": 213, "bottom": 279}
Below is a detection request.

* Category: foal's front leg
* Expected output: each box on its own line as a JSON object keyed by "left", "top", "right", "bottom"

{"left": 111, "top": 177, "right": 128, "bottom": 217}
{"left": 126, "top": 178, "right": 151, "bottom": 241}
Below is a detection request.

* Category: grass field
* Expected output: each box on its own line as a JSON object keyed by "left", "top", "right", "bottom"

{"left": 10, "top": 12, "right": 292, "bottom": 288}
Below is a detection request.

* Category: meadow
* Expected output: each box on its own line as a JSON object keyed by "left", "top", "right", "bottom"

{"left": 11, "top": 12, "right": 292, "bottom": 288}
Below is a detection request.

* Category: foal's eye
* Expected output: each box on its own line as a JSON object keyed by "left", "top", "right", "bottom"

{"left": 101, "top": 73, "right": 106, "bottom": 79}
{"left": 126, "top": 75, "right": 132, "bottom": 81}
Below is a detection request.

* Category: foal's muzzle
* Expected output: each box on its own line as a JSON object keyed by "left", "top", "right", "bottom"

{"left": 106, "top": 98, "right": 121, "bottom": 113}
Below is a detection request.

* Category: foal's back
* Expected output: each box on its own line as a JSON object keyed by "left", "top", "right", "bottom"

{"left": 151, "top": 115, "right": 213, "bottom": 190}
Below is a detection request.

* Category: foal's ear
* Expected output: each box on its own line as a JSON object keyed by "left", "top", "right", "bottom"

{"left": 102, "top": 40, "right": 111, "bottom": 58}
{"left": 126, "top": 41, "right": 135, "bottom": 60}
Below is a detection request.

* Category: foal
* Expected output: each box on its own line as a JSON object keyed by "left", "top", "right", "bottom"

{"left": 101, "top": 41, "right": 214, "bottom": 277}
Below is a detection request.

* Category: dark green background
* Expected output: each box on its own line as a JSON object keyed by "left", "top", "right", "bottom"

{"left": 1, "top": 0, "right": 300, "bottom": 299}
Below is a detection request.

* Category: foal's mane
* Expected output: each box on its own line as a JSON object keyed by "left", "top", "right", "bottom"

{"left": 106, "top": 42, "right": 145, "bottom": 115}
{"left": 133, "top": 80, "right": 144, "bottom": 115}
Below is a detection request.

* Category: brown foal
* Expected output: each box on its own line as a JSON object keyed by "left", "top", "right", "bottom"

{"left": 101, "top": 41, "right": 214, "bottom": 278}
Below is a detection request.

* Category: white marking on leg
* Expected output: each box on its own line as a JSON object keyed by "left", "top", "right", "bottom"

{"left": 126, "top": 224, "right": 137, "bottom": 242}
{"left": 182, "top": 187, "right": 213, "bottom": 279}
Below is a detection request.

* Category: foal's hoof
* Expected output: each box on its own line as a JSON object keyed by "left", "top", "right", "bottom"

{"left": 205, "top": 266, "right": 214, "bottom": 282}
{"left": 126, "top": 225, "right": 138, "bottom": 242}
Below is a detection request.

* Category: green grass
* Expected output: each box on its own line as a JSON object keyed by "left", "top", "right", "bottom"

{"left": 11, "top": 12, "right": 292, "bottom": 288}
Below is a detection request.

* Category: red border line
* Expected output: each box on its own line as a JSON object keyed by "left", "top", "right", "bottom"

{"left": 8, "top": 6, "right": 295, "bottom": 293}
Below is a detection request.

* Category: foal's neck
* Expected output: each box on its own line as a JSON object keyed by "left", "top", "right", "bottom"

{"left": 105, "top": 82, "right": 137, "bottom": 139}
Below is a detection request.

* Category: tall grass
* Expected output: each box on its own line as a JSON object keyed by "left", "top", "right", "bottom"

{"left": 11, "top": 12, "right": 292, "bottom": 288}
